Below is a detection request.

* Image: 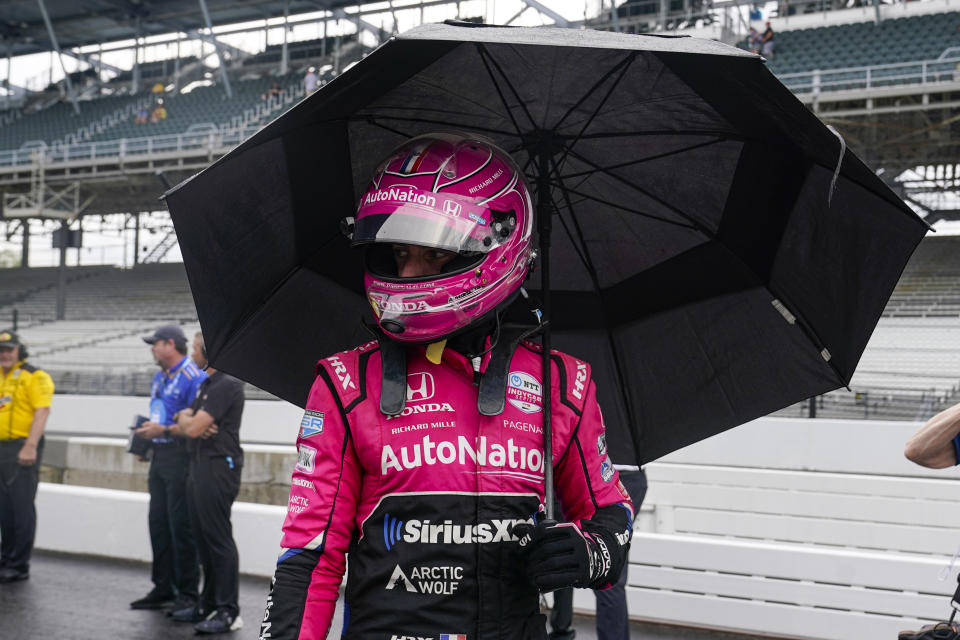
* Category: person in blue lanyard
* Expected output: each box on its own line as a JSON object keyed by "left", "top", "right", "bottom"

{"left": 130, "top": 325, "right": 207, "bottom": 613}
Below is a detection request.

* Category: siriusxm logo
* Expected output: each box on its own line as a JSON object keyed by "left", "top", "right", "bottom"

{"left": 384, "top": 513, "right": 404, "bottom": 550}
{"left": 382, "top": 513, "right": 533, "bottom": 546}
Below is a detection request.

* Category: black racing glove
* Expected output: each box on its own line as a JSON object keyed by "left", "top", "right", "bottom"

{"left": 513, "top": 520, "right": 616, "bottom": 593}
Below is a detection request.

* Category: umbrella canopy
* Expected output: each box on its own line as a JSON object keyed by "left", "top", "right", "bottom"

{"left": 165, "top": 23, "right": 927, "bottom": 465}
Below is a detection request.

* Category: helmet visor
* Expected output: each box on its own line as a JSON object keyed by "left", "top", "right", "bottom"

{"left": 353, "top": 187, "right": 503, "bottom": 255}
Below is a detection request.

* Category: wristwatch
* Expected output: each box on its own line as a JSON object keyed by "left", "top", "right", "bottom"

{"left": 164, "top": 425, "right": 171, "bottom": 438}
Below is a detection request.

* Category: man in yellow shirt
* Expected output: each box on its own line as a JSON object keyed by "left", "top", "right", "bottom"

{"left": 0, "top": 330, "right": 53, "bottom": 583}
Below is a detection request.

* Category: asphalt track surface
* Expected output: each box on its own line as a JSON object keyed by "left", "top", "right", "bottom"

{"left": 0, "top": 551, "right": 762, "bottom": 640}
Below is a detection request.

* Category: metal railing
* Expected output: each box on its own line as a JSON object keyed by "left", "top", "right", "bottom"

{"left": 778, "top": 55, "right": 960, "bottom": 94}
{"left": 0, "top": 78, "right": 307, "bottom": 169}
{"left": 0, "top": 126, "right": 259, "bottom": 167}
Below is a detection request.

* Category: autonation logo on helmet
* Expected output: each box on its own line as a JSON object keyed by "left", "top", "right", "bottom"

{"left": 362, "top": 186, "right": 437, "bottom": 208}
{"left": 381, "top": 434, "right": 544, "bottom": 476}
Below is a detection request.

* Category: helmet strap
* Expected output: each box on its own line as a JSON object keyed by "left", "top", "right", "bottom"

{"left": 379, "top": 335, "right": 408, "bottom": 417}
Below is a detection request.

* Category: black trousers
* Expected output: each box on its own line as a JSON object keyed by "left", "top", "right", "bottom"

{"left": 187, "top": 455, "right": 242, "bottom": 616}
{"left": 148, "top": 445, "right": 199, "bottom": 598}
{"left": 0, "top": 438, "right": 42, "bottom": 573}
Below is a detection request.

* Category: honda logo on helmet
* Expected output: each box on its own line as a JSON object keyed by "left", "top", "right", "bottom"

{"left": 407, "top": 372, "right": 435, "bottom": 402}
{"left": 442, "top": 200, "right": 462, "bottom": 217}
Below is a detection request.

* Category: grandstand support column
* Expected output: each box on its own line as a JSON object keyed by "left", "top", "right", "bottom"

{"left": 520, "top": 0, "right": 570, "bottom": 27}
{"left": 280, "top": 0, "right": 290, "bottom": 76}
{"left": 35, "top": 0, "right": 79, "bottom": 115}
{"left": 609, "top": 0, "right": 620, "bottom": 33}
{"left": 334, "top": 35, "right": 341, "bottom": 75}
{"left": 21, "top": 220, "right": 29, "bottom": 269}
{"left": 133, "top": 213, "right": 140, "bottom": 267}
{"left": 56, "top": 220, "right": 67, "bottom": 321}
{"left": 174, "top": 36, "right": 181, "bottom": 92}
{"left": 197, "top": 0, "right": 234, "bottom": 99}
{"left": 389, "top": 0, "right": 399, "bottom": 34}
{"left": 5, "top": 45, "right": 11, "bottom": 111}
{"left": 133, "top": 18, "right": 141, "bottom": 95}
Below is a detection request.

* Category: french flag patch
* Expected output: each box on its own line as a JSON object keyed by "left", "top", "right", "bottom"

{"left": 440, "top": 635, "right": 466, "bottom": 640}
{"left": 399, "top": 144, "right": 430, "bottom": 173}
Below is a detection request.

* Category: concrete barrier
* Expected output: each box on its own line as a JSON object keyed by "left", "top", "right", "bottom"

{"left": 45, "top": 394, "right": 303, "bottom": 444}
{"left": 36, "top": 483, "right": 286, "bottom": 577}
{"left": 40, "top": 437, "right": 296, "bottom": 504}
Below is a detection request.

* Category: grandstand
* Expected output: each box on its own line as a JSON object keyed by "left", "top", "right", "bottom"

{"left": 0, "top": 70, "right": 309, "bottom": 151}
{"left": 242, "top": 34, "right": 357, "bottom": 66}
{"left": 0, "top": 94, "right": 153, "bottom": 150}
{"left": 766, "top": 12, "right": 959, "bottom": 75}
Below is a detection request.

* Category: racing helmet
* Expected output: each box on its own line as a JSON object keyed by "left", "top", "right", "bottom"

{"left": 351, "top": 132, "right": 535, "bottom": 343}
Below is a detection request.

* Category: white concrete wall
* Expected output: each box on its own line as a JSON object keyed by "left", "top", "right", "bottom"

{"left": 659, "top": 416, "right": 958, "bottom": 479}
{"left": 46, "top": 395, "right": 948, "bottom": 478}
{"left": 36, "top": 483, "right": 286, "bottom": 577}
{"left": 45, "top": 394, "right": 303, "bottom": 444}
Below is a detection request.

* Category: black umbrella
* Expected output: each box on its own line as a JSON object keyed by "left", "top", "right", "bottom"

{"left": 165, "top": 23, "right": 927, "bottom": 477}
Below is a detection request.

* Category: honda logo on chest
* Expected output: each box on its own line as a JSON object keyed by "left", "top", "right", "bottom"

{"left": 407, "top": 372, "right": 435, "bottom": 402}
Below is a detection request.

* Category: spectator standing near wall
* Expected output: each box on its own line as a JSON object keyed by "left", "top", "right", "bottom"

{"left": 131, "top": 325, "right": 206, "bottom": 611}
{"left": 900, "top": 404, "right": 960, "bottom": 638}
{"left": 549, "top": 467, "right": 648, "bottom": 640}
{"left": 151, "top": 99, "right": 168, "bottom": 123}
{"left": 747, "top": 27, "right": 761, "bottom": 54}
{"left": 303, "top": 66, "right": 319, "bottom": 95}
{"left": 0, "top": 330, "right": 53, "bottom": 584}
{"left": 158, "top": 332, "right": 247, "bottom": 635}
{"left": 761, "top": 21, "right": 775, "bottom": 58}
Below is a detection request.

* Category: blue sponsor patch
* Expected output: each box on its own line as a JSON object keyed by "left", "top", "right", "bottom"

{"left": 468, "top": 212, "right": 487, "bottom": 226}
{"left": 600, "top": 457, "right": 615, "bottom": 483}
{"left": 299, "top": 410, "right": 324, "bottom": 438}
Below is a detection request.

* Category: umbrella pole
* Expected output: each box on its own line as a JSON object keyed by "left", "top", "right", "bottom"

{"left": 537, "top": 150, "right": 555, "bottom": 522}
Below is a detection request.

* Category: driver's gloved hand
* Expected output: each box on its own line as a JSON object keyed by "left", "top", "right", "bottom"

{"left": 513, "top": 520, "right": 615, "bottom": 593}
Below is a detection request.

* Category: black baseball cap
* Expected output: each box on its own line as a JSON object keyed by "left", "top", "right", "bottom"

{"left": 0, "top": 330, "right": 20, "bottom": 349}
{"left": 142, "top": 325, "right": 187, "bottom": 347}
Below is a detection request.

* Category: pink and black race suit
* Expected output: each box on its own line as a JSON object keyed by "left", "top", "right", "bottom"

{"left": 261, "top": 340, "right": 634, "bottom": 640}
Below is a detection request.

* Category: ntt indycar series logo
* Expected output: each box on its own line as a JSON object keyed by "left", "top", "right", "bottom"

{"left": 507, "top": 371, "right": 542, "bottom": 414}
{"left": 383, "top": 513, "right": 533, "bottom": 548}
{"left": 381, "top": 434, "right": 544, "bottom": 476}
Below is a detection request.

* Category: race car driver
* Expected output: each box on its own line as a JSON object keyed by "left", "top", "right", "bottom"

{"left": 260, "top": 132, "right": 635, "bottom": 640}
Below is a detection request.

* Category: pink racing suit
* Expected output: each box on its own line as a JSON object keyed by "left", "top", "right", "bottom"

{"left": 260, "top": 339, "right": 634, "bottom": 640}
